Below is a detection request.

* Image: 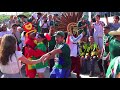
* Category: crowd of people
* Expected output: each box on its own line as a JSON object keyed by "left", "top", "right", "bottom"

{"left": 0, "top": 12, "right": 120, "bottom": 78}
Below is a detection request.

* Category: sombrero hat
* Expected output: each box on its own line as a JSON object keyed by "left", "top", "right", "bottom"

{"left": 23, "top": 22, "right": 37, "bottom": 37}
{"left": 109, "top": 28, "right": 120, "bottom": 36}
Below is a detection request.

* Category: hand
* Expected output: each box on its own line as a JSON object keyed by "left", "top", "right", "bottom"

{"left": 54, "top": 58, "right": 58, "bottom": 62}
{"left": 116, "top": 73, "right": 120, "bottom": 78}
{"left": 82, "top": 31, "right": 85, "bottom": 36}
{"left": 68, "top": 32, "right": 72, "bottom": 36}
{"left": 104, "top": 13, "right": 108, "bottom": 18}
{"left": 40, "top": 53, "right": 50, "bottom": 64}
{"left": 39, "top": 55, "right": 47, "bottom": 64}
{"left": 100, "top": 55, "right": 102, "bottom": 59}
{"left": 105, "top": 55, "right": 109, "bottom": 61}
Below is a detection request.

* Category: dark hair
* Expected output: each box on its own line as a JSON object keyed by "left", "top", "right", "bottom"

{"left": 0, "top": 27, "right": 3, "bottom": 32}
{"left": 37, "top": 33, "right": 47, "bottom": 45}
{"left": 114, "top": 15, "right": 119, "bottom": 20}
{"left": 104, "top": 25, "right": 110, "bottom": 30}
{"left": 37, "top": 12, "right": 42, "bottom": 16}
{"left": 95, "top": 14, "right": 100, "bottom": 18}
{"left": 0, "top": 35, "right": 17, "bottom": 65}
{"left": 89, "top": 36, "right": 94, "bottom": 39}
{"left": 1, "top": 24, "right": 7, "bottom": 28}
{"left": 37, "top": 34, "right": 46, "bottom": 38}
{"left": 12, "top": 24, "right": 18, "bottom": 28}
{"left": 92, "top": 18, "right": 96, "bottom": 22}
{"left": 24, "top": 31, "right": 26, "bottom": 36}
{"left": 44, "top": 19, "right": 47, "bottom": 23}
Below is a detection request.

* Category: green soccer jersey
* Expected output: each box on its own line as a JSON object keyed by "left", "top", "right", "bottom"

{"left": 103, "top": 34, "right": 110, "bottom": 57}
{"left": 35, "top": 42, "right": 46, "bottom": 52}
{"left": 54, "top": 43, "right": 71, "bottom": 69}
{"left": 32, "top": 42, "right": 48, "bottom": 69}
{"left": 77, "top": 21, "right": 87, "bottom": 35}
{"left": 109, "top": 36, "right": 120, "bottom": 61}
{"left": 106, "top": 56, "right": 120, "bottom": 78}
{"left": 48, "top": 35, "right": 56, "bottom": 51}
{"left": 37, "top": 21, "right": 41, "bottom": 33}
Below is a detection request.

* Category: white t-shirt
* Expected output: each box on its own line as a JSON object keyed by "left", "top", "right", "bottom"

{"left": 12, "top": 31, "right": 21, "bottom": 41}
{"left": 68, "top": 34, "right": 83, "bottom": 57}
{"left": 21, "top": 36, "right": 25, "bottom": 46}
{"left": 0, "top": 51, "right": 23, "bottom": 74}
{"left": 0, "top": 31, "right": 12, "bottom": 37}
{"left": 39, "top": 20, "right": 49, "bottom": 28}
{"left": 93, "top": 21, "right": 105, "bottom": 37}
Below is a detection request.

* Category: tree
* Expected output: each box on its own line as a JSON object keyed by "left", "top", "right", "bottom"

{"left": 0, "top": 14, "right": 10, "bottom": 24}
{"left": 21, "top": 12, "right": 31, "bottom": 18}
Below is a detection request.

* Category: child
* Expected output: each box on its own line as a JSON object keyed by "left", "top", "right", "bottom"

{"left": 32, "top": 33, "right": 49, "bottom": 78}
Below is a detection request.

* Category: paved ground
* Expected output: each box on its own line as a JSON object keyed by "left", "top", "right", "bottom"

{"left": 0, "top": 62, "right": 99, "bottom": 78}
{"left": 0, "top": 66, "right": 98, "bottom": 78}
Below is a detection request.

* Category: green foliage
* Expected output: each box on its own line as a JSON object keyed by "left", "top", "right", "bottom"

{"left": 0, "top": 14, "right": 10, "bottom": 23}
{"left": 21, "top": 12, "right": 31, "bottom": 18}
{"left": 0, "top": 12, "right": 32, "bottom": 24}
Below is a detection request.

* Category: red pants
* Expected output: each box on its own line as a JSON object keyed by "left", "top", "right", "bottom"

{"left": 25, "top": 65, "right": 36, "bottom": 78}
{"left": 71, "top": 56, "right": 81, "bottom": 76}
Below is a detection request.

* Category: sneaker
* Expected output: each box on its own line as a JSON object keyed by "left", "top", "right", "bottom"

{"left": 77, "top": 75, "right": 81, "bottom": 78}
{"left": 98, "top": 72, "right": 104, "bottom": 78}
{"left": 89, "top": 72, "right": 94, "bottom": 77}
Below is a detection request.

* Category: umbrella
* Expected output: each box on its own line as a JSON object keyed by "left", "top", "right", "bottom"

{"left": 17, "top": 15, "right": 27, "bottom": 18}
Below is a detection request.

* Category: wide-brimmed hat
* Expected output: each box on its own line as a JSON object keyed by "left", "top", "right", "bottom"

{"left": 109, "top": 28, "right": 120, "bottom": 36}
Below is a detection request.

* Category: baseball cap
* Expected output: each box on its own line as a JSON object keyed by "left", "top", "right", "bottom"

{"left": 54, "top": 31, "right": 65, "bottom": 37}
{"left": 82, "top": 15, "right": 88, "bottom": 20}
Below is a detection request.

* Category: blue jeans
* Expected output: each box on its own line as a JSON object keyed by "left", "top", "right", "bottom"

{"left": 50, "top": 67, "right": 70, "bottom": 78}
{"left": 90, "top": 56, "right": 97, "bottom": 74}
{"left": 82, "top": 56, "right": 90, "bottom": 74}
{"left": 49, "top": 59, "right": 55, "bottom": 72}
